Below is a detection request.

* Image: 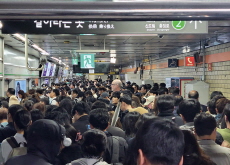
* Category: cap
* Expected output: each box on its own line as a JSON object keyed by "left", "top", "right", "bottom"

{"left": 99, "top": 92, "right": 109, "bottom": 99}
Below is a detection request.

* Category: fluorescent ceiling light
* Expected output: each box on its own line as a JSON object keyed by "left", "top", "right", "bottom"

{"left": 111, "top": 58, "right": 116, "bottom": 63}
{"left": 110, "top": 50, "right": 116, "bottom": 54}
{"left": 13, "top": 34, "right": 26, "bottom": 42}
{"left": 107, "top": 34, "right": 158, "bottom": 36}
{"left": 110, "top": 54, "right": 116, "bottom": 57}
{"left": 0, "top": 21, "right": 2, "bottom": 29}
{"left": 79, "top": 34, "right": 95, "bottom": 36}
{"left": 75, "top": 50, "right": 110, "bottom": 53}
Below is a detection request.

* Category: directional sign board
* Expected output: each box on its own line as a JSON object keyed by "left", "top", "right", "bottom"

{"left": 1, "top": 20, "right": 208, "bottom": 34}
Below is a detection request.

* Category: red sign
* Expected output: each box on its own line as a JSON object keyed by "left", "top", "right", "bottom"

{"left": 208, "top": 63, "right": 212, "bottom": 71}
{"left": 185, "top": 56, "right": 195, "bottom": 66}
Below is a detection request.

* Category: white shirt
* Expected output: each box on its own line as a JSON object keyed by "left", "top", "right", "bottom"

{"left": 1, "top": 133, "right": 26, "bottom": 163}
{"left": 50, "top": 97, "right": 57, "bottom": 105}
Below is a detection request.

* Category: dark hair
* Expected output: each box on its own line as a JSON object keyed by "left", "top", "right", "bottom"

{"left": 157, "top": 94, "right": 175, "bottom": 112}
{"left": 52, "top": 89, "right": 60, "bottom": 97}
{"left": 59, "top": 99, "right": 73, "bottom": 116}
{"left": 81, "top": 129, "right": 107, "bottom": 158}
{"left": 45, "top": 105, "right": 58, "bottom": 117}
{"left": 14, "top": 109, "right": 31, "bottom": 131}
{"left": 174, "top": 95, "right": 183, "bottom": 106}
{"left": 91, "top": 87, "right": 97, "bottom": 93}
{"left": 216, "top": 98, "right": 230, "bottom": 114}
{"left": 134, "top": 118, "right": 184, "bottom": 165}
{"left": 121, "top": 90, "right": 132, "bottom": 98}
{"left": 45, "top": 107, "right": 70, "bottom": 126}
{"left": 194, "top": 113, "right": 216, "bottom": 136}
{"left": 72, "top": 101, "right": 90, "bottom": 116}
{"left": 18, "top": 90, "right": 27, "bottom": 99}
{"left": 1, "top": 101, "right": 9, "bottom": 109}
{"left": 7, "top": 88, "right": 15, "bottom": 95}
{"left": 64, "top": 124, "right": 77, "bottom": 143}
{"left": 40, "top": 97, "right": 50, "bottom": 106}
{"left": 85, "top": 90, "right": 93, "bottom": 96}
{"left": 122, "top": 112, "right": 141, "bottom": 137}
{"left": 131, "top": 96, "right": 142, "bottom": 108}
{"left": 72, "top": 88, "right": 79, "bottom": 95}
{"left": 179, "top": 99, "right": 201, "bottom": 122}
{"left": 32, "top": 103, "right": 46, "bottom": 114}
{"left": 210, "top": 91, "right": 223, "bottom": 100}
{"left": 169, "top": 87, "right": 180, "bottom": 95}
{"left": 0, "top": 108, "right": 7, "bottom": 120}
{"left": 98, "top": 86, "right": 107, "bottom": 92}
{"left": 135, "top": 113, "right": 155, "bottom": 130}
{"left": 8, "top": 104, "right": 24, "bottom": 121}
{"left": 149, "top": 89, "right": 158, "bottom": 95}
{"left": 30, "top": 109, "right": 44, "bottom": 123}
{"left": 188, "top": 90, "right": 199, "bottom": 99}
{"left": 91, "top": 101, "right": 107, "bottom": 110}
{"left": 36, "top": 88, "right": 44, "bottom": 95}
{"left": 158, "top": 88, "right": 168, "bottom": 95}
{"left": 120, "top": 95, "right": 132, "bottom": 105}
{"left": 133, "top": 84, "right": 139, "bottom": 90}
{"left": 219, "top": 103, "right": 230, "bottom": 129}
{"left": 207, "top": 95, "right": 225, "bottom": 115}
{"left": 56, "top": 96, "right": 68, "bottom": 104}
{"left": 182, "top": 129, "right": 216, "bottom": 165}
{"left": 89, "top": 108, "right": 109, "bottom": 130}
{"left": 112, "top": 91, "right": 121, "bottom": 99}
{"left": 23, "top": 100, "right": 34, "bottom": 111}
{"left": 28, "top": 89, "right": 36, "bottom": 95}
{"left": 159, "top": 83, "right": 166, "bottom": 88}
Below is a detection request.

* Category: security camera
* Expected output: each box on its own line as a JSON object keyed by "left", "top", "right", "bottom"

{"left": 158, "top": 34, "right": 164, "bottom": 39}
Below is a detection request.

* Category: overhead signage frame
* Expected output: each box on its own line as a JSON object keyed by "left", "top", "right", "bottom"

{"left": 1, "top": 20, "right": 208, "bottom": 34}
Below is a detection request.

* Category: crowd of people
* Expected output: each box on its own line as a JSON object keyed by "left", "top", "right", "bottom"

{"left": 0, "top": 78, "right": 229, "bottom": 165}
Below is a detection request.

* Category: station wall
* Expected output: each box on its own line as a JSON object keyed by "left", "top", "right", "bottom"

{"left": 122, "top": 42, "right": 230, "bottom": 99}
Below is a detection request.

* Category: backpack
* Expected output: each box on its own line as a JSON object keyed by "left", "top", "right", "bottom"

{"left": 105, "top": 136, "right": 127, "bottom": 164}
{"left": 6, "top": 137, "right": 27, "bottom": 161}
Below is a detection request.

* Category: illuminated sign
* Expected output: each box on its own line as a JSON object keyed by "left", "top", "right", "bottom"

{"left": 185, "top": 57, "right": 195, "bottom": 66}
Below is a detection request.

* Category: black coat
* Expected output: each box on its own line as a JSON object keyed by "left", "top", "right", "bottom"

{"left": 0, "top": 122, "right": 16, "bottom": 143}
{"left": 72, "top": 115, "right": 89, "bottom": 134}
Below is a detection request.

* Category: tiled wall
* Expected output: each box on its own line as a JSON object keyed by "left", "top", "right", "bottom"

{"left": 124, "top": 42, "right": 230, "bottom": 99}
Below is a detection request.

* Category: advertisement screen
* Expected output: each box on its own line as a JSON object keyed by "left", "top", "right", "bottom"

{"left": 49, "top": 63, "right": 56, "bottom": 77}
{"left": 41, "top": 62, "right": 52, "bottom": 77}
{"left": 15, "top": 80, "right": 27, "bottom": 97}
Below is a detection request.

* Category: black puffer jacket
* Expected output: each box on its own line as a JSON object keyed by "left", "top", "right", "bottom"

{"left": 6, "top": 119, "right": 64, "bottom": 165}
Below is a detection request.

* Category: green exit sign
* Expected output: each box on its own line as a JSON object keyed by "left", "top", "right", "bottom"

{"left": 72, "top": 58, "right": 78, "bottom": 65}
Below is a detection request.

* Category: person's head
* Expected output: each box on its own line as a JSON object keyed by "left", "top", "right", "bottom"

{"left": 122, "top": 112, "right": 141, "bottom": 137}
{"left": 194, "top": 113, "right": 217, "bottom": 140}
{"left": 23, "top": 100, "right": 34, "bottom": 111}
{"left": 8, "top": 104, "right": 24, "bottom": 122}
{"left": 111, "top": 79, "right": 122, "bottom": 92}
{"left": 45, "top": 105, "right": 58, "bottom": 117}
{"left": 121, "top": 90, "right": 132, "bottom": 98}
{"left": 18, "top": 90, "right": 27, "bottom": 99}
{"left": 156, "top": 94, "right": 175, "bottom": 113}
{"left": 210, "top": 91, "right": 223, "bottom": 100}
{"left": 36, "top": 88, "right": 44, "bottom": 96}
{"left": 71, "top": 88, "right": 78, "bottom": 99}
{"left": 85, "top": 90, "right": 93, "bottom": 97}
{"left": 158, "top": 88, "right": 168, "bottom": 95}
{"left": 111, "top": 91, "right": 121, "bottom": 105}
{"left": 179, "top": 99, "right": 201, "bottom": 123}
{"left": 182, "top": 129, "right": 213, "bottom": 165}
{"left": 1, "top": 101, "right": 9, "bottom": 109}
{"left": 91, "top": 101, "right": 107, "bottom": 111}
{"left": 120, "top": 95, "right": 132, "bottom": 111}
{"left": 55, "top": 83, "right": 60, "bottom": 89}
{"left": 27, "top": 119, "right": 69, "bottom": 164}
{"left": 59, "top": 99, "right": 73, "bottom": 117}
{"left": 188, "top": 90, "right": 199, "bottom": 100}
{"left": 72, "top": 101, "right": 90, "bottom": 121}
{"left": 50, "top": 89, "right": 60, "bottom": 98}
{"left": 45, "top": 107, "right": 70, "bottom": 126}
{"left": 89, "top": 108, "right": 109, "bottom": 131}
{"left": 131, "top": 96, "right": 142, "bottom": 108}
{"left": 159, "top": 83, "right": 166, "bottom": 88}
{"left": 98, "top": 87, "right": 107, "bottom": 95}
{"left": 149, "top": 89, "right": 158, "bottom": 96}
{"left": 224, "top": 103, "right": 230, "bottom": 124}
{"left": 81, "top": 129, "right": 107, "bottom": 158}
{"left": 91, "top": 87, "right": 97, "bottom": 94}
{"left": 135, "top": 118, "right": 184, "bottom": 165}
{"left": 98, "top": 92, "right": 109, "bottom": 100}
{"left": 207, "top": 95, "right": 225, "bottom": 115}
{"left": 64, "top": 124, "right": 77, "bottom": 143}
{"left": 169, "top": 87, "right": 180, "bottom": 95}
{"left": 32, "top": 103, "right": 46, "bottom": 114}
{"left": 40, "top": 97, "right": 49, "bottom": 106}
{"left": 174, "top": 95, "right": 183, "bottom": 107}
{"left": 0, "top": 108, "right": 8, "bottom": 122}
{"left": 30, "top": 109, "right": 44, "bottom": 123}
{"left": 132, "top": 84, "right": 139, "bottom": 92}
{"left": 140, "top": 85, "right": 147, "bottom": 94}
{"left": 135, "top": 113, "right": 155, "bottom": 130}
{"left": 14, "top": 109, "right": 32, "bottom": 132}
{"left": 216, "top": 97, "right": 230, "bottom": 114}
{"left": 6, "top": 88, "right": 15, "bottom": 97}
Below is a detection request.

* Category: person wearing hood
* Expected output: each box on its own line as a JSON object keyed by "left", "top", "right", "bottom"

{"left": 5, "top": 119, "right": 72, "bottom": 165}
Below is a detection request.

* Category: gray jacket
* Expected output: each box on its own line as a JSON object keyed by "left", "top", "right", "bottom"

{"left": 198, "top": 140, "right": 230, "bottom": 165}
